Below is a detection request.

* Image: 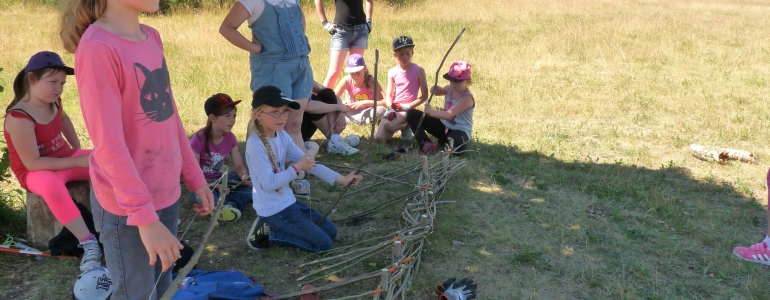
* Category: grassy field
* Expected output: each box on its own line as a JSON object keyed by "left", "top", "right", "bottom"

{"left": 2, "top": 0, "right": 770, "bottom": 299}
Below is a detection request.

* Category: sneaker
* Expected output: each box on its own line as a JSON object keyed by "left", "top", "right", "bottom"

{"left": 291, "top": 179, "right": 311, "bottom": 195}
{"left": 327, "top": 140, "right": 359, "bottom": 155}
{"left": 247, "top": 217, "right": 270, "bottom": 250}
{"left": 421, "top": 141, "right": 439, "bottom": 155}
{"left": 343, "top": 135, "right": 360, "bottom": 148}
{"left": 78, "top": 235, "right": 102, "bottom": 272}
{"left": 217, "top": 204, "right": 241, "bottom": 223}
{"left": 400, "top": 127, "right": 413, "bottom": 140}
{"left": 733, "top": 242, "right": 770, "bottom": 265}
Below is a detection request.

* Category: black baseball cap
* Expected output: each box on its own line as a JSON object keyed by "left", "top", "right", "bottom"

{"left": 392, "top": 36, "right": 415, "bottom": 51}
{"left": 251, "top": 86, "right": 300, "bottom": 110}
{"left": 204, "top": 93, "right": 241, "bottom": 115}
{"left": 25, "top": 51, "right": 74, "bottom": 75}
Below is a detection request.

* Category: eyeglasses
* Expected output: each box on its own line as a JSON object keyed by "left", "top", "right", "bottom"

{"left": 261, "top": 110, "right": 292, "bottom": 118}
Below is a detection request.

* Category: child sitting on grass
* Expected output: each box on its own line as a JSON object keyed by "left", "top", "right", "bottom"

{"left": 190, "top": 93, "right": 252, "bottom": 223}
{"left": 375, "top": 36, "right": 428, "bottom": 143}
{"left": 333, "top": 53, "right": 386, "bottom": 125}
{"left": 406, "top": 61, "right": 475, "bottom": 154}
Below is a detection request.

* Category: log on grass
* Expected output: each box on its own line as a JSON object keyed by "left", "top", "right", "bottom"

{"left": 689, "top": 144, "right": 755, "bottom": 164}
{"left": 26, "top": 180, "right": 91, "bottom": 249}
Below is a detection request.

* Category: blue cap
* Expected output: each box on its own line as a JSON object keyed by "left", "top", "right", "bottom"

{"left": 24, "top": 51, "right": 74, "bottom": 75}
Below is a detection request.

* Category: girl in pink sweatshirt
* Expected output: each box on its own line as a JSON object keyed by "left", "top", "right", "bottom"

{"left": 61, "top": 0, "right": 215, "bottom": 298}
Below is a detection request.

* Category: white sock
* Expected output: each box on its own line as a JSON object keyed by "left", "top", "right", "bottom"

{"left": 330, "top": 134, "right": 341, "bottom": 143}
{"left": 763, "top": 236, "right": 770, "bottom": 249}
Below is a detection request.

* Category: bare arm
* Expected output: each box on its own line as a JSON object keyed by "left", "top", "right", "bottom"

{"left": 219, "top": 2, "right": 262, "bottom": 53}
{"left": 371, "top": 76, "right": 387, "bottom": 107}
{"left": 61, "top": 111, "right": 81, "bottom": 150}
{"left": 385, "top": 71, "right": 395, "bottom": 108}
{"left": 306, "top": 99, "right": 346, "bottom": 114}
{"left": 409, "top": 67, "right": 430, "bottom": 107}
{"left": 315, "top": 0, "right": 329, "bottom": 22}
{"left": 229, "top": 146, "right": 249, "bottom": 181}
{"left": 333, "top": 76, "right": 349, "bottom": 98}
{"left": 5, "top": 117, "right": 86, "bottom": 172}
{"left": 432, "top": 84, "right": 449, "bottom": 97}
{"left": 365, "top": 0, "right": 373, "bottom": 19}
{"left": 426, "top": 94, "right": 474, "bottom": 120}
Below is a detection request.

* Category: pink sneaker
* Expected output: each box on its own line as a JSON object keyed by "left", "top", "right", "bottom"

{"left": 733, "top": 242, "right": 770, "bottom": 265}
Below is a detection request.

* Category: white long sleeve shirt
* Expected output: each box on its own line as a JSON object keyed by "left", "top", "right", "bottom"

{"left": 246, "top": 131, "right": 339, "bottom": 217}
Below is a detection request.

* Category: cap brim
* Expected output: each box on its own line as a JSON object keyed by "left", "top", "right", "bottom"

{"left": 393, "top": 44, "right": 415, "bottom": 51}
{"left": 345, "top": 66, "right": 365, "bottom": 73}
{"left": 212, "top": 100, "right": 242, "bottom": 114}
{"left": 443, "top": 73, "right": 464, "bottom": 82}
{"left": 266, "top": 97, "right": 301, "bottom": 110}
{"left": 58, "top": 66, "right": 75, "bottom": 75}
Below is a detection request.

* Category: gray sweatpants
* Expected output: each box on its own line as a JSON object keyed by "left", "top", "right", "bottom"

{"left": 91, "top": 189, "right": 180, "bottom": 300}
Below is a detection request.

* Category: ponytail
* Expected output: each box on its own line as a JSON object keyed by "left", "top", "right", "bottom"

{"left": 60, "top": 0, "right": 107, "bottom": 54}
{"left": 249, "top": 106, "right": 282, "bottom": 194}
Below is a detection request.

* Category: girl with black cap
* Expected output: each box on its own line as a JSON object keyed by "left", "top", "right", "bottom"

{"left": 245, "top": 86, "right": 362, "bottom": 252}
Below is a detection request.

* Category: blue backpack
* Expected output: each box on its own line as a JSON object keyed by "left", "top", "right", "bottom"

{"left": 171, "top": 269, "right": 264, "bottom": 300}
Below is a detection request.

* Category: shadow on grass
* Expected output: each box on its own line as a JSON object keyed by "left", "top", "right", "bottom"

{"left": 0, "top": 137, "right": 768, "bottom": 299}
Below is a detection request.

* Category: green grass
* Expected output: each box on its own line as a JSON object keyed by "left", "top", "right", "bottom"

{"left": 3, "top": 0, "right": 770, "bottom": 299}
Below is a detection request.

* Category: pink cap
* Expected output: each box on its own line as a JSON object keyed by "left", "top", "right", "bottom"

{"left": 443, "top": 61, "right": 471, "bottom": 82}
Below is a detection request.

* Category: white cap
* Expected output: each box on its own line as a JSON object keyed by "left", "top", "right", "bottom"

{"left": 72, "top": 266, "right": 113, "bottom": 300}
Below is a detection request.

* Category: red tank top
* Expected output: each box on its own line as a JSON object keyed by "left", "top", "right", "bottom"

{"left": 3, "top": 99, "right": 75, "bottom": 189}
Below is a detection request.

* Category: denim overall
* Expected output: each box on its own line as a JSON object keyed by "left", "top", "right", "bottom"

{"left": 248, "top": 0, "right": 313, "bottom": 98}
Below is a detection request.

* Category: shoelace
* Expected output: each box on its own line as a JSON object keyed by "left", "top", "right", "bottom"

{"left": 79, "top": 240, "right": 101, "bottom": 264}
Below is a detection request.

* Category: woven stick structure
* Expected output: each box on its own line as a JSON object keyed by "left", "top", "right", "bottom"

{"left": 272, "top": 140, "right": 466, "bottom": 300}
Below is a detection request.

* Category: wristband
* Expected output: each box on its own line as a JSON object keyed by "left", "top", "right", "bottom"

{"left": 291, "top": 166, "right": 300, "bottom": 176}
{"left": 402, "top": 103, "right": 410, "bottom": 110}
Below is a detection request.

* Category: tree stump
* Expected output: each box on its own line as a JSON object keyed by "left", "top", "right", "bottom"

{"left": 26, "top": 180, "right": 91, "bottom": 249}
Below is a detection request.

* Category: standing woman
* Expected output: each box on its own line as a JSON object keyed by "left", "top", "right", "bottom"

{"left": 220, "top": 0, "right": 314, "bottom": 152}
{"left": 315, "top": 0, "right": 373, "bottom": 88}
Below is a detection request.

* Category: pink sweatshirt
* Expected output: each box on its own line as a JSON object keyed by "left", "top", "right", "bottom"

{"left": 75, "top": 24, "right": 207, "bottom": 226}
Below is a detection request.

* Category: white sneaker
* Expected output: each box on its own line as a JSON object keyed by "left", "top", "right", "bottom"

{"left": 343, "top": 135, "right": 360, "bottom": 147}
{"left": 400, "top": 127, "right": 413, "bottom": 140}
{"left": 327, "top": 140, "right": 359, "bottom": 155}
{"left": 78, "top": 236, "right": 102, "bottom": 272}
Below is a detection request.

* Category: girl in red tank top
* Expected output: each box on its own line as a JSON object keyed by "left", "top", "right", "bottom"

{"left": 3, "top": 51, "right": 101, "bottom": 272}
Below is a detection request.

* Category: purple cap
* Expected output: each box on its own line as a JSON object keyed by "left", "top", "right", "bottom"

{"left": 24, "top": 51, "right": 74, "bottom": 75}
{"left": 344, "top": 54, "right": 366, "bottom": 73}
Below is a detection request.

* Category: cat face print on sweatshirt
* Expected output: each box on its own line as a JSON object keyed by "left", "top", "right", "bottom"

{"left": 134, "top": 59, "right": 175, "bottom": 124}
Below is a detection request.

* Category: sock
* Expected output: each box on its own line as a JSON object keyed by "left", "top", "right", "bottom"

{"left": 78, "top": 233, "right": 94, "bottom": 244}
{"left": 330, "top": 134, "right": 341, "bottom": 143}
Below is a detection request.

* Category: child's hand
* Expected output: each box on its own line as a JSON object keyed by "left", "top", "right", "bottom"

{"left": 338, "top": 101, "right": 348, "bottom": 112}
{"left": 240, "top": 174, "right": 252, "bottom": 186}
{"left": 424, "top": 104, "right": 434, "bottom": 116}
{"left": 75, "top": 155, "right": 90, "bottom": 168}
{"left": 336, "top": 171, "right": 363, "bottom": 186}
{"left": 192, "top": 186, "right": 214, "bottom": 216}
{"left": 138, "top": 221, "right": 184, "bottom": 272}
{"left": 350, "top": 101, "right": 371, "bottom": 110}
{"left": 296, "top": 154, "right": 316, "bottom": 172}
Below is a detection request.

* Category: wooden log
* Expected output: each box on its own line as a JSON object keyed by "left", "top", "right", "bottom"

{"left": 26, "top": 180, "right": 91, "bottom": 249}
{"left": 689, "top": 144, "right": 755, "bottom": 163}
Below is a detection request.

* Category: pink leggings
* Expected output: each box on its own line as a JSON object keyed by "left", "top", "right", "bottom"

{"left": 25, "top": 149, "right": 91, "bottom": 225}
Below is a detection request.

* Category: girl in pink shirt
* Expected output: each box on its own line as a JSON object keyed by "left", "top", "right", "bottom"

{"left": 333, "top": 53, "right": 386, "bottom": 125}
{"left": 3, "top": 51, "right": 100, "bottom": 272}
{"left": 375, "top": 36, "right": 428, "bottom": 142}
{"left": 61, "top": 0, "right": 214, "bottom": 298}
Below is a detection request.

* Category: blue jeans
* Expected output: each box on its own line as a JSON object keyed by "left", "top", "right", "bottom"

{"left": 263, "top": 201, "right": 337, "bottom": 253}
{"left": 91, "top": 189, "right": 179, "bottom": 300}
{"left": 329, "top": 24, "right": 369, "bottom": 51}
{"left": 191, "top": 173, "right": 253, "bottom": 211}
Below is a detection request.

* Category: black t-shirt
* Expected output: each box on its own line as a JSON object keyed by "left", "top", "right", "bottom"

{"left": 334, "top": 0, "right": 366, "bottom": 26}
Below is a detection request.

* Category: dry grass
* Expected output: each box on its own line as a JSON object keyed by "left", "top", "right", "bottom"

{"left": 3, "top": 0, "right": 770, "bottom": 299}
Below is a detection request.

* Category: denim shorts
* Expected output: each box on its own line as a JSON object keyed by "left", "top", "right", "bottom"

{"left": 249, "top": 56, "right": 313, "bottom": 100}
{"left": 329, "top": 24, "right": 369, "bottom": 51}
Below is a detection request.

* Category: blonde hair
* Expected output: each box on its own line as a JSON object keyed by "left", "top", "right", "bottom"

{"left": 249, "top": 105, "right": 282, "bottom": 194}
{"left": 60, "top": 0, "right": 107, "bottom": 54}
